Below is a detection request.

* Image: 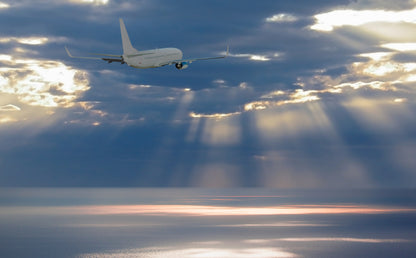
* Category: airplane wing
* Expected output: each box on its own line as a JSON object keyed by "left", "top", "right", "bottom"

{"left": 65, "top": 47, "right": 124, "bottom": 63}
{"left": 162, "top": 45, "right": 229, "bottom": 67}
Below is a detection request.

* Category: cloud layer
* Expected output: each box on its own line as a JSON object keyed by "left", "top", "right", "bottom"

{"left": 0, "top": 0, "right": 416, "bottom": 187}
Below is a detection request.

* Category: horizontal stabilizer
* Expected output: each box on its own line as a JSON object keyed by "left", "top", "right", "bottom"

{"left": 65, "top": 46, "right": 124, "bottom": 63}
{"left": 66, "top": 46, "right": 102, "bottom": 60}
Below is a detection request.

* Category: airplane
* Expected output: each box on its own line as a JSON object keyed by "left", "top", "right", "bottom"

{"left": 66, "top": 18, "right": 229, "bottom": 70}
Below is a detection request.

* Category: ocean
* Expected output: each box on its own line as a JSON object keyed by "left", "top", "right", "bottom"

{"left": 0, "top": 188, "right": 415, "bottom": 257}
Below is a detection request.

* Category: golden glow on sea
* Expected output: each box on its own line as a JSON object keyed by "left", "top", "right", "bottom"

{"left": 41, "top": 204, "right": 416, "bottom": 216}
{"left": 279, "top": 237, "right": 410, "bottom": 243}
{"left": 79, "top": 247, "right": 297, "bottom": 258}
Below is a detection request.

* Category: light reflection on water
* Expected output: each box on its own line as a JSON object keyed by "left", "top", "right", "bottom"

{"left": 79, "top": 247, "right": 297, "bottom": 258}
{"left": 0, "top": 188, "right": 415, "bottom": 258}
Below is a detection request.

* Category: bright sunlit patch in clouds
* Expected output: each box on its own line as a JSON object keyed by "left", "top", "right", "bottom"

{"left": 381, "top": 43, "right": 416, "bottom": 51}
{"left": 0, "top": 104, "right": 20, "bottom": 111}
{"left": 190, "top": 111, "right": 241, "bottom": 119}
{"left": 351, "top": 58, "right": 416, "bottom": 82}
{"left": 244, "top": 101, "right": 269, "bottom": 111}
{"left": 0, "top": 2, "right": 9, "bottom": 8}
{"left": 0, "top": 116, "right": 17, "bottom": 124}
{"left": 0, "top": 37, "right": 49, "bottom": 45}
{"left": 394, "top": 98, "right": 407, "bottom": 103}
{"left": 311, "top": 8, "right": 416, "bottom": 31}
{"left": 0, "top": 55, "right": 90, "bottom": 108}
{"left": 359, "top": 52, "right": 393, "bottom": 61}
{"left": 244, "top": 89, "right": 321, "bottom": 111}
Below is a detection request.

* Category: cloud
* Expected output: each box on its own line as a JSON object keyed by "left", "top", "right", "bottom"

{"left": 243, "top": 89, "right": 322, "bottom": 111}
{"left": 0, "top": 55, "right": 90, "bottom": 108}
{"left": 0, "top": 36, "right": 49, "bottom": 45}
{"left": 265, "top": 13, "right": 298, "bottom": 23}
{"left": 381, "top": 43, "right": 416, "bottom": 51}
{"left": 189, "top": 112, "right": 241, "bottom": 119}
{"left": 0, "top": 2, "right": 9, "bottom": 8}
{"left": 0, "top": 116, "right": 16, "bottom": 123}
{"left": 311, "top": 8, "right": 416, "bottom": 32}
{"left": 228, "top": 52, "right": 282, "bottom": 62}
{"left": 0, "top": 104, "right": 20, "bottom": 111}
{"left": 1, "top": 0, "right": 416, "bottom": 187}
{"left": 68, "top": 0, "right": 109, "bottom": 5}
{"left": 2, "top": 0, "right": 110, "bottom": 7}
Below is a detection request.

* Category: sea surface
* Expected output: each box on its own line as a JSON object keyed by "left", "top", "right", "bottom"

{"left": 0, "top": 188, "right": 415, "bottom": 257}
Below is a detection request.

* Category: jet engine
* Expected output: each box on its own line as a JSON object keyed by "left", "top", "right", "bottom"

{"left": 175, "top": 62, "right": 189, "bottom": 70}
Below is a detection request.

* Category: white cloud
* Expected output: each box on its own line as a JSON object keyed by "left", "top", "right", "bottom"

{"left": 311, "top": 8, "right": 416, "bottom": 31}
{"left": 381, "top": 43, "right": 416, "bottom": 51}
{"left": 0, "top": 55, "right": 90, "bottom": 108}
{"left": 0, "top": 37, "right": 49, "bottom": 45}
{"left": 242, "top": 38, "right": 416, "bottom": 114}
{"left": 0, "top": 36, "right": 67, "bottom": 45}
{"left": 244, "top": 89, "right": 321, "bottom": 111}
{"left": 359, "top": 52, "right": 393, "bottom": 61}
{"left": 0, "top": 2, "right": 9, "bottom": 8}
{"left": 265, "top": 13, "right": 298, "bottom": 23}
{"left": 0, "top": 104, "right": 21, "bottom": 111}
{"left": 68, "top": 0, "right": 109, "bottom": 5}
{"left": 190, "top": 111, "right": 241, "bottom": 119}
{"left": 393, "top": 98, "right": 407, "bottom": 103}
{"left": 232, "top": 53, "right": 270, "bottom": 61}
{"left": 229, "top": 52, "right": 282, "bottom": 62}
{"left": 213, "top": 79, "right": 226, "bottom": 85}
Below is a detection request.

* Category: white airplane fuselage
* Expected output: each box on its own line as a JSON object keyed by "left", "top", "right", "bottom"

{"left": 66, "top": 18, "right": 227, "bottom": 70}
{"left": 124, "top": 48, "right": 183, "bottom": 69}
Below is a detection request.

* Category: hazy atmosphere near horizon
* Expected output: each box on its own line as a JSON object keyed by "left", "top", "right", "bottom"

{"left": 1, "top": 0, "right": 416, "bottom": 188}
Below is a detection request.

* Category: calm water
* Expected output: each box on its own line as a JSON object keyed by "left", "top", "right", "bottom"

{"left": 0, "top": 188, "right": 415, "bottom": 257}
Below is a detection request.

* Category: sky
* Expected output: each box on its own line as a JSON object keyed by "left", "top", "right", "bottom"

{"left": 1, "top": 0, "right": 416, "bottom": 187}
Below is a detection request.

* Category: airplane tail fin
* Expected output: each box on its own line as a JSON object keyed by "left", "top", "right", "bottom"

{"left": 120, "top": 18, "right": 139, "bottom": 55}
